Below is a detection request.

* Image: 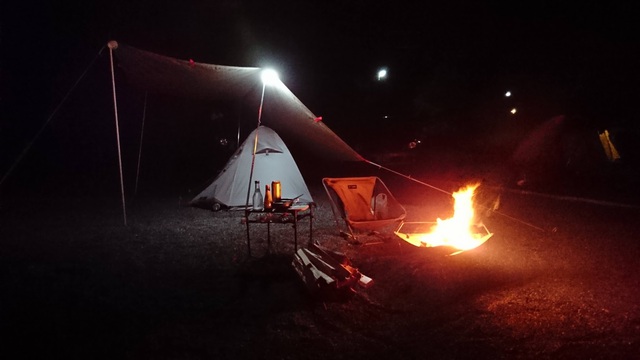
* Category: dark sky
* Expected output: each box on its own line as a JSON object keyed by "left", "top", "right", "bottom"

{"left": 4, "top": 1, "right": 639, "bottom": 115}
{"left": 2, "top": 1, "right": 639, "bottom": 193}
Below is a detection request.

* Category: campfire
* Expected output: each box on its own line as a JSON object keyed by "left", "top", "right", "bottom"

{"left": 394, "top": 183, "right": 493, "bottom": 255}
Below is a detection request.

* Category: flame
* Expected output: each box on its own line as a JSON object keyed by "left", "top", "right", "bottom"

{"left": 409, "top": 183, "right": 491, "bottom": 253}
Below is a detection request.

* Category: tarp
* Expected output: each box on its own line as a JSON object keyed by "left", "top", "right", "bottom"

{"left": 190, "top": 126, "right": 313, "bottom": 209}
{"left": 110, "top": 41, "right": 364, "bottom": 163}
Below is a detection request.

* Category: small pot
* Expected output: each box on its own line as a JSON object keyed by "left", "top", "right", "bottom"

{"left": 273, "top": 194, "right": 303, "bottom": 211}
{"left": 273, "top": 199, "right": 293, "bottom": 211}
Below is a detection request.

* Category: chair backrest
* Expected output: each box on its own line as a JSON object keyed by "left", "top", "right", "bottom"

{"left": 322, "top": 177, "right": 407, "bottom": 234}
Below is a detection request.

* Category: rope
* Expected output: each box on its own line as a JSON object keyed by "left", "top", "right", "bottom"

{"left": 499, "top": 186, "right": 640, "bottom": 209}
{"left": 0, "top": 45, "right": 106, "bottom": 188}
{"left": 364, "top": 160, "right": 452, "bottom": 196}
{"left": 364, "top": 160, "right": 550, "bottom": 232}
{"left": 134, "top": 92, "right": 148, "bottom": 196}
{"left": 491, "top": 207, "right": 547, "bottom": 232}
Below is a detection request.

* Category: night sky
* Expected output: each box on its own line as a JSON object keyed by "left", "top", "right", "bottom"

{"left": 2, "top": 1, "right": 639, "bottom": 194}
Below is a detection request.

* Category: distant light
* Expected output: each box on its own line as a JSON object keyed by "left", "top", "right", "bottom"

{"left": 505, "top": 91, "right": 511, "bottom": 97}
{"left": 377, "top": 68, "right": 388, "bottom": 81}
{"left": 261, "top": 69, "right": 280, "bottom": 86}
{"left": 510, "top": 108, "right": 517, "bottom": 114}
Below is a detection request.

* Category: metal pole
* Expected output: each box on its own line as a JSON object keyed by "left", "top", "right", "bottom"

{"left": 244, "top": 82, "right": 266, "bottom": 209}
{"left": 108, "top": 41, "right": 127, "bottom": 226}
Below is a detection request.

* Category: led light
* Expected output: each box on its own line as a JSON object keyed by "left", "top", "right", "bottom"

{"left": 261, "top": 69, "right": 280, "bottom": 86}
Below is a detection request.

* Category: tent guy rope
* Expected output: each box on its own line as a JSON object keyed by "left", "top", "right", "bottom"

{"left": 134, "top": 92, "right": 148, "bottom": 196}
{"left": 0, "top": 45, "right": 106, "bottom": 188}
{"left": 366, "top": 160, "right": 549, "bottom": 233}
{"left": 365, "top": 160, "right": 452, "bottom": 196}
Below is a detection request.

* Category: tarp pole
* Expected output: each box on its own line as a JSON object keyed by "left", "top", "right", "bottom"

{"left": 244, "top": 82, "right": 267, "bottom": 257}
{"left": 108, "top": 41, "right": 127, "bottom": 226}
{"left": 236, "top": 100, "right": 242, "bottom": 150}
{"left": 245, "top": 82, "right": 266, "bottom": 210}
{"left": 134, "top": 91, "right": 148, "bottom": 196}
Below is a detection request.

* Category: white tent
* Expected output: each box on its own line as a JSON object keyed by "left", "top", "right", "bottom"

{"left": 190, "top": 125, "right": 313, "bottom": 209}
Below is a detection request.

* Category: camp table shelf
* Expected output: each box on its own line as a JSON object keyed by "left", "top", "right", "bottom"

{"left": 244, "top": 204, "right": 314, "bottom": 256}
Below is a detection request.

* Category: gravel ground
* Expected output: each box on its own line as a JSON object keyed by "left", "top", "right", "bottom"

{"left": 1, "top": 167, "right": 639, "bottom": 359}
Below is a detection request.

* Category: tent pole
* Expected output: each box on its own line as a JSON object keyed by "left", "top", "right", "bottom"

{"left": 108, "top": 41, "right": 127, "bottom": 226}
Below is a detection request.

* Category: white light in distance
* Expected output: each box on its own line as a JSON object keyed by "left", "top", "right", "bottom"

{"left": 377, "top": 68, "right": 387, "bottom": 81}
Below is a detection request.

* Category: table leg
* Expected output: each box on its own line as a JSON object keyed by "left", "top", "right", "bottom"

{"left": 308, "top": 206, "right": 314, "bottom": 246}
{"left": 293, "top": 211, "right": 298, "bottom": 251}
{"left": 245, "top": 216, "right": 251, "bottom": 257}
{"left": 267, "top": 221, "right": 271, "bottom": 253}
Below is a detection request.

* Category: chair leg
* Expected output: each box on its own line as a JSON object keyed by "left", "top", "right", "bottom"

{"left": 339, "top": 230, "right": 354, "bottom": 240}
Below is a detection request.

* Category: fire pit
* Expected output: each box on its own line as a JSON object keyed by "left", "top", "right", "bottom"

{"left": 394, "top": 183, "right": 494, "bottom": 255}
{"left": 394, "top": 221, "right": 493, "bottom": 255}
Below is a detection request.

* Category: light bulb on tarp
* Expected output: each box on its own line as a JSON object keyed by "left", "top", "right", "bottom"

{"left": 261, "top": 69, "right": 280, "bottom": 86}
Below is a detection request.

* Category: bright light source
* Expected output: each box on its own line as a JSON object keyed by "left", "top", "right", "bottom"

{"left": 505, "top": 91, "right": 511, "bottom": 97}
{"left": 510, "top": 108, "right": 517, "bottom": 114}
{"left": 261, "top": 69, "right": 280, "bottom": 86}
{"left": 377, "top": 68, "right": 387, "bottom": 81}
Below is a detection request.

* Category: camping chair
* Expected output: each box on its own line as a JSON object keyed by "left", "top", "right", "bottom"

{"left": 322, "top": 177, "right": 407, "bottom": 239}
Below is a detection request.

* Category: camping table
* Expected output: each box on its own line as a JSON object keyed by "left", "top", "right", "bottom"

{"left": 244, "top": 204, "right": 314, "bottom": 256}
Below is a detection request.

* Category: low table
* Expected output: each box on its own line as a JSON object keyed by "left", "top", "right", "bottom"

{"left": 244, "top": 203, "right": 314, "bottom": 256}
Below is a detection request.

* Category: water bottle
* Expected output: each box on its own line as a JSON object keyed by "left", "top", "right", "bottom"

{"left": 252, "top": 181, "right": 263, "bottom": 211}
